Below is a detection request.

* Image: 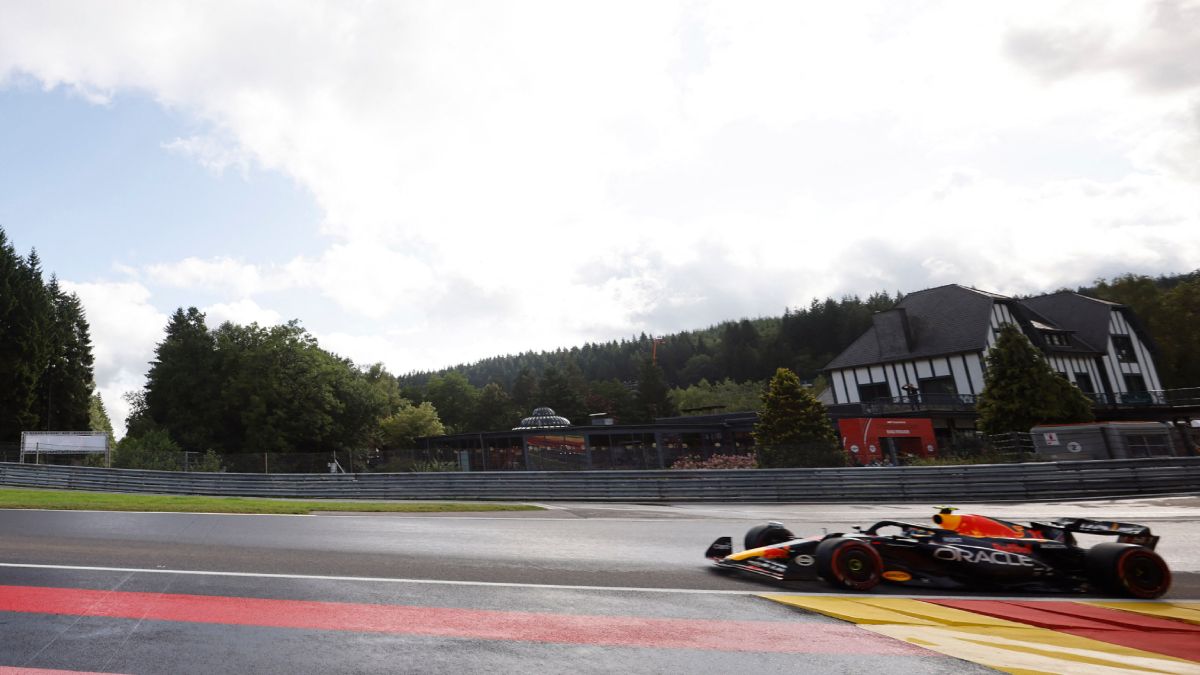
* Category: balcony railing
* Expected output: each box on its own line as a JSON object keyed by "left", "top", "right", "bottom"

{"left": 1085, "top": 387, "right": 1200, "bottom": 407}
{"left": 827, "top": 394, "right": 978, "bottom": 416}
{"left": 827, "top": 387, "right": 1200, "bottom": 417}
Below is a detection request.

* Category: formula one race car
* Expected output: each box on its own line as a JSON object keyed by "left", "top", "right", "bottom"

{"left": 705, "top": 508, "right": 1171, "bottom": 598}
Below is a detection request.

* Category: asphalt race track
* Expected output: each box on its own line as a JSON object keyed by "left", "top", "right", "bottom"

{"left": 1, "top": 496, "right": 1198, "bottom": 673}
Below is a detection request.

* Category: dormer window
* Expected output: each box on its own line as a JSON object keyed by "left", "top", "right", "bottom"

{"left": 1041, "top": 331, "right": 1068, "bottom": 346}
{"left": 1112, "top": 335, "right": 1137, "bottom": 363}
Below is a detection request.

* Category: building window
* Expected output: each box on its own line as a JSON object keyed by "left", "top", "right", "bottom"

{"left": 1042, "top": 332, "right": 1068, "bottom": 346}
{"left": 919, "top": 376, "right": 957, "bottom": 397}
{"left": 857, "top": 382, "right": 891, "bottom": 402}
{"left": 1073, "top": 372, "right": 1095, "bottom": 394}
{"left": 1123, "top": 374, "right": 1147, "bottom": 392}
{"left": 1121, "top": 374, "right": 1150, "bottom": 404}
{"left": 1125, "top": 434, "right": 1170, "bottom": 458}
{"left": 1112, "top": 335, "right": 1137, "bottom": 363}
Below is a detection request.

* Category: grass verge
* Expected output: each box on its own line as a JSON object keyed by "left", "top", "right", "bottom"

{"left": 0, "top": 487, "right": 542, "bottom": 514}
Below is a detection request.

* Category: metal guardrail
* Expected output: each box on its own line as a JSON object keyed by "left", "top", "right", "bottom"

{"left": 1, "top": 458, "right": 1198, "bottom": 502}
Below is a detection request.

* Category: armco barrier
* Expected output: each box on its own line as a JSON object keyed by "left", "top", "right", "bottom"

{"left": 1, "top": 457, "right": 1198, "bottom": 502}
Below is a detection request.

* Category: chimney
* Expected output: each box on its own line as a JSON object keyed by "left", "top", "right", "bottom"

{"left": 873, "top": 308, "right": 912, "bottom": 355}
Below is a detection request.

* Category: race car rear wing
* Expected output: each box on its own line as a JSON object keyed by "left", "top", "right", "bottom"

{"left": 1044, "top": 518, "right": 1159, "bottom": 549}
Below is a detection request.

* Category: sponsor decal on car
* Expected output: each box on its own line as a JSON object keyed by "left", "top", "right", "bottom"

{"left": 747, "top": 559, "right": 788, "bottom": 574}
{"left": 792, "top": 554, "right": 815, "bottom": 567}
{"left": 882, "top": 570, "right": 912, "bottom": 581}
{"left": 992, "top": 542, "right": 1033, "bottom": 554}
{"left": 933, "top": 546, "right": 1035, "bottom": 567}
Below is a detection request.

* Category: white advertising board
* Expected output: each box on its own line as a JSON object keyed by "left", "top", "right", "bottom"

{"left": 20, "top": 431, "right": 109, "bottom": 455}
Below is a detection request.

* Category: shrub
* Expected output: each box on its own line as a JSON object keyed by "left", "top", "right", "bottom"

{"left": 110, "top": 429, "right": 183, "bottom": 470}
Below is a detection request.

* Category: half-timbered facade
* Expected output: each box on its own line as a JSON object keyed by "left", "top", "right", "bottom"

{"left": 823, "top": 285, "right": 1162, "bottom": 406}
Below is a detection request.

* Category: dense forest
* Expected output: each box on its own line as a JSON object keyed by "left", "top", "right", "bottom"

{"left": 0, "top": 228, "right": 102, "bottom": 445}
{"left": 398, "top": 291, "right": 899, "bottom": 393}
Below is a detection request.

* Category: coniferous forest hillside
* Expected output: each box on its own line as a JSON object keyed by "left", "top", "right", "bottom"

{"left": 0, "top": 229, "right": 101, "bottom": 444}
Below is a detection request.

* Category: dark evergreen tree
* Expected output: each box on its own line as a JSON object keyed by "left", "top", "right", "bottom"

{"left": 976, "top": 324, "right": 1095, "bottom": 435}
{"left": 473, "top": 382, "right": 519, "bottom": 431}
{"left": 1156, "top": 278, "right": 1200, "bottom": 389}
{"left": 35, "top": 277, "right": 95, "bottom": 430}
{"left": 538, "top": 364, "right": 586, "bottom": 423}
{"left": 754, "top": 367, "right": 842, "bottom": 467}
{"left": 633, "top": 359, "right": 676, "bottom": 422}
{"left": 0, "top": 241, "right": 53, "bottom": 440}
{"left": 586, "top": 379, "right": 637, "bottom": 423}
{"left": 144, "top": 308, "right": 220, "bottom": 452}
{"left": 719, "top": 320, "right": 761, "bottom": 382}
{"left": 511, "top": 367, "right": 539, "bottom": 413}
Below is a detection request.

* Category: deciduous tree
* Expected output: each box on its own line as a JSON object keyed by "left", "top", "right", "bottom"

{"left": 424, "top": 371, "right": 479, "bottom": 434}
{"left": 380, "top": 400, "right": 446, "bottom": 448}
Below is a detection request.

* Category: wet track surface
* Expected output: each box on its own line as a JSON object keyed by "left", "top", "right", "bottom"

{"left": 1, "top": 497, "right": 1197, "bottom": 673}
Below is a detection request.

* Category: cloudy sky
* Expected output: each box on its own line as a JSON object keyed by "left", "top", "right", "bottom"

{"left": 1, "top": 1, "right": 1197, "bottom": 435}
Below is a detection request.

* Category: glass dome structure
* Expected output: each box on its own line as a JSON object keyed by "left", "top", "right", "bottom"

{"left": 513, "top": 407, "right": 572, "bottom": 430}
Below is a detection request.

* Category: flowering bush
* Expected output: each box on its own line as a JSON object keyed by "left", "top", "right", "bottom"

{"left": 670, "top": 453, "right": 758, "bottom": 470}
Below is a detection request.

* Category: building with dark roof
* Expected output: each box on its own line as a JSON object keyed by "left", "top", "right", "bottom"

{"left": 419, "top": 407, "right": 758, "bottom": 471}
{"left": 822, "top": 285, "right": 1166, "bottom": 444}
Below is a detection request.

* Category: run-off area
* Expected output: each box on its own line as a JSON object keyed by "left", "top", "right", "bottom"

{"left": 0, "top": 566, "right": 987, "bottom": 675}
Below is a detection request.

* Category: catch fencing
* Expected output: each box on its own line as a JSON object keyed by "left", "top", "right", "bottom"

{"left": 1, "top": 457, "right": 1198, "bottom": 502}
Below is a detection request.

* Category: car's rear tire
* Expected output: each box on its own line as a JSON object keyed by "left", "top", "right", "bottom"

{"left": 815, "top": 537, "right": 883, "bottom": 591}
{"left": 1086, "top": 542, "right": 1171, "bottom": 599}
{"left": 744, "top": 523, "right": 795, "bottom": 550}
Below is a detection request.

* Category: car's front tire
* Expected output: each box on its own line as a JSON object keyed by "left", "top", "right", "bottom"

{"left": 1085, "top": 542, "right": 1171, "bottom": 599}
{"left": 815, "top": 537, "right": 883, "bottom": 591}
{"left": 743, "top": 523, "right": 795, "bottom": 550}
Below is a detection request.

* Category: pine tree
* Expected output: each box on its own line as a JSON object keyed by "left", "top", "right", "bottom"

{"left": 35, "top": 277, "right": 95, "bottom": 430}
{"left": 0, "top": 241, "right": 53, "bottom": 440}
{"left": 89, "top": 393, "right": 114, "bottom": 437}
{"left": 634, "top": 358, "right": 676, "bottom": 422}
{"left": 976, "top": 324, "right": 1095, "bottom": 435}
{"left": 511, "top": 367, "right": 539, "bottom": 413}
{"left": 537, "top": 365, "right": 586, "bottom": 423}
{"left": 754, "top": 367, "right": 843, "bottom": 467}
{"left": 144, "top": 307, "right": 220, "bottom": 451}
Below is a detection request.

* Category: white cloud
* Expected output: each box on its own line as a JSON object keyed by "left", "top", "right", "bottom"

{"left": 5, "top": 1, "right": 1199, "bottom": 402}
{"left": 203, "top": 298, "right": 282, "bottom": 328}
{"left": 145, "top": 257, "right": 267, "bottom": 294}
{"left": 163, "top": 133, "right": 252, "bottom": 175}
{"left": 60, "top": 280, "right": 168, "bottom": 438}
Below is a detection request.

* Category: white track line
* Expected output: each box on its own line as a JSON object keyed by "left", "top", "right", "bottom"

{"left": 0, "top": 562, "right": 1173, "bottom": 602}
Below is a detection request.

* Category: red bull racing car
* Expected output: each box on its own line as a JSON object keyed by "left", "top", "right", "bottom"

{"left": 705, "top": 508, "right": 1171, "bottom": 598}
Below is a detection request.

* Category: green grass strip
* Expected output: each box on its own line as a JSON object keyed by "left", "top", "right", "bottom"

{"left": 0, "top": 487, "right": 542, "bottom": 514}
